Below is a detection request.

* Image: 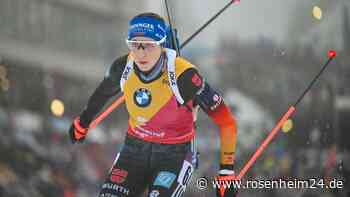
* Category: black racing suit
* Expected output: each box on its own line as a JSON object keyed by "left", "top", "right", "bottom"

{"left": 99, "top": 135, "right": 193, "bottom": 197}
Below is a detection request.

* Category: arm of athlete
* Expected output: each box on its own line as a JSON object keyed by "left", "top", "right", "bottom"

{"left": 68, "top": 55, "right": 128, "bottom": 143}
{"left": 177, "top": 67, "right": 237, "bottom": 167}
{"left": 177, "top": 66, "right": 238, "bottom": 197}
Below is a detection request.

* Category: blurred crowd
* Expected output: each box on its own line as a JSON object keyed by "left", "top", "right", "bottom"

{"left": 0, "top": 106, "right": 118, "bottom": 197}
{"left": 0, "top": 88, "right": 348, "bottom": 197}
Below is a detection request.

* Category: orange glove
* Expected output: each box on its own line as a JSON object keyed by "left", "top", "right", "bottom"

{"left": 69, "top": 117, "right": 89, "bottom": 143}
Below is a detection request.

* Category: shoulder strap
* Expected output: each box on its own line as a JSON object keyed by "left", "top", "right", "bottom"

{"left": 120, "top": 55, "right": 134, "bottom": 92}
{"left": 165, "top": 49, "right": 185, "bottom": 105}
{"left": 119, "top": 49, "right": 185, "bottom": 105}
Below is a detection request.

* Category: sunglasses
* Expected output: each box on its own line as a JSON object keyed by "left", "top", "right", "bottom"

{"left": 125, "top": 37, "right": 166, "bottom": 51}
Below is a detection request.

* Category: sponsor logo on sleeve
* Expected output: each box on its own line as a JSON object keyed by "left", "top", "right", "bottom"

{"left": 191, "top": 73, "right": 202, "bottom": 87}
{"left": 210, "top": 94, "right": 222, "bottom": 111}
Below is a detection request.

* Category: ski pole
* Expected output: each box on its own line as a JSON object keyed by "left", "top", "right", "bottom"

{"left": 180, "top": 0, "right": 240, "bottom": 49}
{"left": 165, "top": 0, "right": 180, "bottom": 55}
{"left": 89, "top": 95, "right": 125, "bottom": 129}
{"left": 217, "top": 50, "right": 337, "bottom": 182}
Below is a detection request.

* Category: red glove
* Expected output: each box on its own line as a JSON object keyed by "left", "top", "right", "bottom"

{"left": 216, "top": 165, "right": 239, "bottom": 197}
{"left": 69, "top": 117, "right": 89, "bottom": 143}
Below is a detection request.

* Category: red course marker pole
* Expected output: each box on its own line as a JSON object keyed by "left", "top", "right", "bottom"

{"left": 237, "top": 106, "right": 296, "bottom": 180}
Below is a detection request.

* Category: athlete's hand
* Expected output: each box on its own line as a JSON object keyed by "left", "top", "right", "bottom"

{"left": 69, "top": 117, "right": 89, "bottom": 144}
{"left": 215, "top": 167, "right": 238, "bottom": 197}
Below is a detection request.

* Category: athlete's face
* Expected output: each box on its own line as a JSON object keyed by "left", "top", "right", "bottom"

{"left": 128, "top": 37, "right": 162, "bottom": 72}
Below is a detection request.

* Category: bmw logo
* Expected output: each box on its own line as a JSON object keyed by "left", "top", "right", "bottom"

{"left": 134, "top": 88, "right": 152, "bottom": 107}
